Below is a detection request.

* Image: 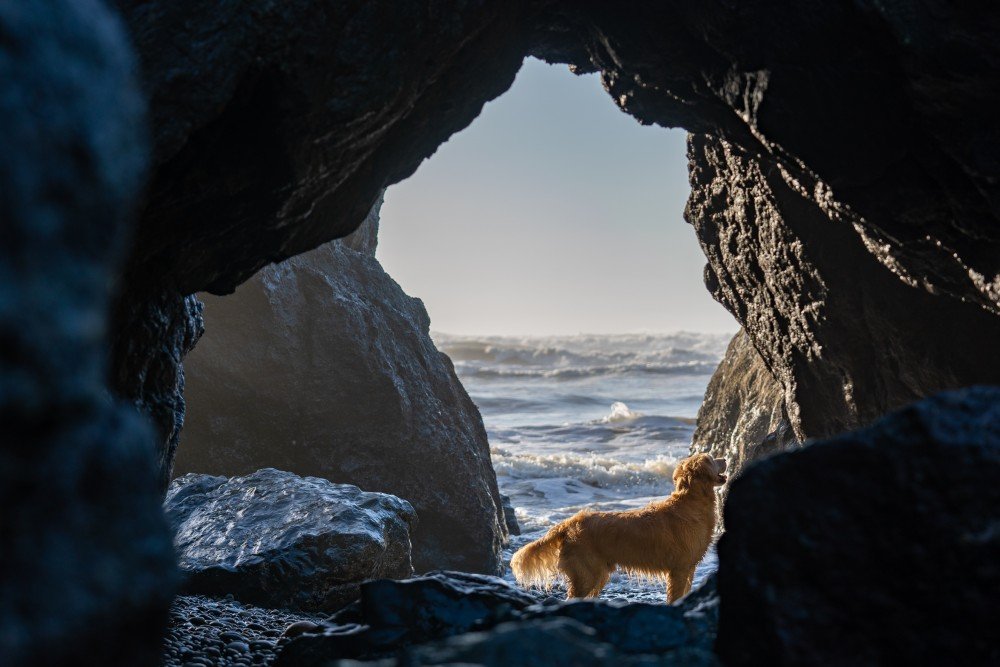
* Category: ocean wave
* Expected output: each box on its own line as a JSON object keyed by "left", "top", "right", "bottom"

{"left": 459, "top": 359, "right": 719, "bottom": 380}
{"left": 491, "top": 448, "right": 678, "bottom": 494}
{"left": 600, "top": 401, "right": 641, "bottom": 423}
{"left": 488, "top": 408, "right": 697, "bottom": 447}
{"left": 434, "top": 332, "right": 731, "bottom": 369}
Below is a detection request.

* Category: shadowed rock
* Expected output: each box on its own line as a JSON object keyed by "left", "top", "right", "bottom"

{"left": 339, "top": 618, "right": 718, "bottom": 667}
{"left": 717, "top": 387, "right": 1000, "bottom": 665}
{"left": 165, "top": 469, "right": 417, "bottom": 612}
{"left": 691, "top": 329, "right": 797, "bottom": 481}
{"left": 0, "top": 1, "right": 177, "bottom": 665}
{"left": 500, "top": 494, "right": 521, "bottom": 536}
{"left": 175, "top": 202, "right": 507, "bottom": 574}
{"left": 276, "top": 571, "right": 719, "bottom": 666}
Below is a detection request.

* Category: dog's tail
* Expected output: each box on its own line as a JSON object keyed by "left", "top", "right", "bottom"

{"left": 510, "top": 523, "right": 568, "bottom": 590}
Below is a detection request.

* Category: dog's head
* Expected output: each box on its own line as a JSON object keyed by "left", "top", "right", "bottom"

{"left": 673, "top": 453, "right": 728, "bottom": 491}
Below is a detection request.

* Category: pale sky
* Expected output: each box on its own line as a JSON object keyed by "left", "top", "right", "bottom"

{"left": 377, "top": 57, "right": 738, "bottom": 336}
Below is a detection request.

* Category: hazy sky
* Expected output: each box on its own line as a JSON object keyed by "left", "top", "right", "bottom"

{"left": 377, "top": 57, "right": 737, "bottom": 336}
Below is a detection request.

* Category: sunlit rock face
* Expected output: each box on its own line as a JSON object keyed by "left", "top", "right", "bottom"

{"left": 691, "top": 329, "right": 796, "bottom": 481}
{"left": 174, "top": 202, "right": 507, "bottom": 574}
{"left": 0, "top": 1, "right": 176, "bottom": 665}
{"left": 686, "top": 133, "right": 1000, "bottom": 442}
{"left": 165, "top": 469, "right": 417, "bottom": 612}
{"left": 716, "top": 387, "right": 1000, "bottom": 665}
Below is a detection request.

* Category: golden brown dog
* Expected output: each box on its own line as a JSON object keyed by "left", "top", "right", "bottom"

{"left": 510, "top": 453, "right": 727, "bottom": 603}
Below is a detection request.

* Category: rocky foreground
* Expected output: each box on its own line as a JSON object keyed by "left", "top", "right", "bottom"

{"left": 164, "top": 595, "right": 323, "bottom": 667}
{"left": 164, "top": 572, "right": 718, "bottom": 667}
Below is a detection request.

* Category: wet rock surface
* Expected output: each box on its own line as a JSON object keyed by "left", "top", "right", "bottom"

{"left": 165, "top": 469, "right": 417, "bottom": 612}
{"left": 691, "top": 329, "right": 797, "bottom": 480}
{"left": 176, "top": 204, "right": 507, "bottom": 574}
{"left": 275, "top": 571, "right": 719, "bottom": 666}
{"left": 164, "top": 595, "right": 326, "bottom": 667}
{"left": 717, "top": 387, "right": 1000, "bottom": 666}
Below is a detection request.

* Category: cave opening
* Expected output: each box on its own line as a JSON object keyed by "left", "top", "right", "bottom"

{"left": 174, "top": 57, "right": 739, "bottom": 596}
{"left": 372, "top": 56, "right": 739, "bottom": 598}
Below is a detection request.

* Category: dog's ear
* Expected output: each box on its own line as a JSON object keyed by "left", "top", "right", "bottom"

{"left": 673, "top": 458, "right": 695, "bottom": 491}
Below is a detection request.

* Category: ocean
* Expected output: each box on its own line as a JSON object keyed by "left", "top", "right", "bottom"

{"left": 434, "top": 331, "right": 733, "bottom": 601}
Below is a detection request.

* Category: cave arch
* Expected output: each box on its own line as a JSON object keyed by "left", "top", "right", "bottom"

{"left": 111, "top": 1, "right": 1000, "bottom": 495}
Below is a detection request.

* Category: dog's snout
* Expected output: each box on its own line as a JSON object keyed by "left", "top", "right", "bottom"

{"left": 714, "top": 457, "right": 727, "bottom": 472}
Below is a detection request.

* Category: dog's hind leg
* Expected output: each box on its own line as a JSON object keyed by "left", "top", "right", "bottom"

{"left": 666, "top": 565, "right": 695, "bottom": 604}
{"left": 586, "top": 569, "right": 611, "bottom": 598}
{"left": 560, "top": 555, "right": 603, "bottom": 599}
{"left": 564, "top": 567, "right": 598, "bottom": 599}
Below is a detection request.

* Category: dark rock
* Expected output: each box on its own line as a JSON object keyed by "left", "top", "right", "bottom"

{"left": 114, "top": 1, "right": 1000, "bottom": 312}
{"left": 110, "top": 289, "right": 204, "bottom": 494}
{"left": 277, "top": 571, "right": 536, "bottom": 664}
{"left": 359, "top": 618, "right": 715, "bottom": 667}
{"left": 275, "top": 571, "right": 719, "bottom": 666}
{"left": 686, "top": 134, "right": 1000, "bottom": 442}
{"left": 691, "top": 329, "right": 798, "bottom": 481}
{"left": 281, "top": 622, "right": 323, "bottom": 639}
{"left": 0, "top": 1, "right": 177, "bottom": 665}
{"left": 717, "top": 387, "right": 1000, "bottom": 666}
{"left": 175, "top": 205, "right": 506, "bottom": 574}
{"left": 500, "top": 494, "right": 521, "bottom": 537}
{"left": 518, "top": 577, "right": 718, "bottom": 657}
{"left": 165, "top": 469, "right": 417, "bottom": 612}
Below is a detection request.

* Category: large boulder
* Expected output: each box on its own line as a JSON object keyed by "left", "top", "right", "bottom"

{"left": 0, "top": 1, "right": 177, "bottom": 665}
{"left": 165, "top": 468, "right": 417, "bottom": 612}
{"left": 174, "top": 203, "right": 507, "bottom": 574}
{"left": 691, "top": 329, "right": 797, "bottom": 480}
{"left": 716, "top": 387, "right": 1000, "bottom": 665}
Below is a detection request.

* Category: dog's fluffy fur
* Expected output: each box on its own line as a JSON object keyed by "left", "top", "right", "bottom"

{"left": 510, "top": 453, "right": 727, "bottom": 603}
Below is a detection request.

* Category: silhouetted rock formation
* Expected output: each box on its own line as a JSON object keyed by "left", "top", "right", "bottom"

{"left": 106, "top": 0, "right": 1000, "bottom": 486}
{"left": 275, "top": 571, "right": 719, "bottom": 666}
{"left": 0, "top": 2, "right": 177, "bottom": 665}
{"left": 174, "top": 203, "right": 507, "bottom": 574}
{"left": 691, "top": 329, "right": 797, "bottom": 480}
{"left": 165, "top": 469, "right": 417, "bottom": 612}
{"left": 716, "top": 387, "right": 1000, "bottom": 665}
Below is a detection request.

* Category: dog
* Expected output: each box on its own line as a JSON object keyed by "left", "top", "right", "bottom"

{"left": 510, "top": 453, "right": 727, "bottom": 603}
